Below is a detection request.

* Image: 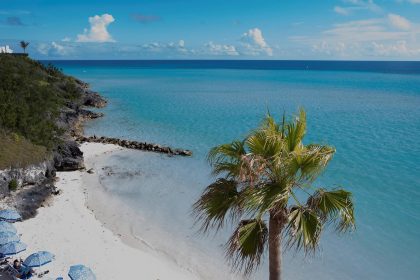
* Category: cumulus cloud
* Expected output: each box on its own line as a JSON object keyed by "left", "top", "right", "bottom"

{"left": 51, "top": 42, "right": 69, "bottom": 55}
{"left": 77, "top": 14, "right": 115, "bottom": 43}
{"left": 140, "top": 40, "right": 190, "bottom": 55}
{"left": 37, "top": 41, "right": 72, "bottom": 56}
{"left": 204, "top": 42, "right": 239, "bottom": 56}
{"left": 388, "top": 14, "right": 411, "bottom": 30}
{"left": 240, "top": 28, "right": 273, "bottom": 56}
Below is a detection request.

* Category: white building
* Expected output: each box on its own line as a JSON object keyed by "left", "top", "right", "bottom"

{"left": 0, "top": 45, "right": 14, "bottom": 53}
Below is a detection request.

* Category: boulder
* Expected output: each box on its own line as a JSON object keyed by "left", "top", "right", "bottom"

{"left": 83, "top": 90, "right": 107, "bottom": 108}
{"left": 53, "top": 140, "right": 85, "bottom": 171}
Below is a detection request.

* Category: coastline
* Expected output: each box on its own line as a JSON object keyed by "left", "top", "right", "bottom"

{"left": 14, "top": 142, "right": 199, "bottom": 280}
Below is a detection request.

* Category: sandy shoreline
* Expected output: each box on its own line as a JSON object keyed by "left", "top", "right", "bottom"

{"left": 14, "top": 143, "right": 199, "bottom": 280}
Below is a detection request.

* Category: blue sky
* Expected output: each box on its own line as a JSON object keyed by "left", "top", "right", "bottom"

{"left": 1, "top": 0, "right": 420, "bottom": 59}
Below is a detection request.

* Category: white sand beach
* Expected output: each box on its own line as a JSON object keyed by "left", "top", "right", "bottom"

{"left": 14, "top": 143, "right": 199, "bottom": 280}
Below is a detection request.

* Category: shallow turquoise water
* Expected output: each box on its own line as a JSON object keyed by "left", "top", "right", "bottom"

{"left": 58, "top": 63, "right": 420, "bottom": 280}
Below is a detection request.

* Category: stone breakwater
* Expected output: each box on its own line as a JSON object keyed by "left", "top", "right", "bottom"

{"left": 76, "top": 135, "right": 193, "bottom": 157}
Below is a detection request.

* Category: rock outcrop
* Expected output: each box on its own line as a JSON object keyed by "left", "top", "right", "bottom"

{"left": 0, "top": 159, "right": 55, "bottom": 196}
{"left": 74, "top": 79, "right": 107, "bottom": 108}
{"left": 83, "top": 90, "right": 107, "bottom": 108}
{"left": 53, "top": 140, "right": 85, "bottom": 171}
{"left": 52, "top": 81, "right": 107, "bottom": 171}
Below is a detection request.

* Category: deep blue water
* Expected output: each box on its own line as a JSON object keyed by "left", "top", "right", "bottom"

{"left": 46, "top": 60, "right": 420, "bottom": 280}
{"left": 46, "top": 59, "right": 420, "bottom": 74}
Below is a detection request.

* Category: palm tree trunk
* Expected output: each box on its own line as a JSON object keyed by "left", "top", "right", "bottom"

{"left": 269, "top": 212, "right": 283, "bottom": 280}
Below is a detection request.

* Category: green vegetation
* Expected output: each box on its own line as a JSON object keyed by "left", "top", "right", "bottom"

{"left": 193, "top": 109, "right": 355, "bottom": 280}
{"left": 8, "top": 179, "right": 18, "bottom": 191}
{"left": 0, "top": 55, "right": 81, "bottom": 149}
{"left": 0, "top": 130, "right": 47, "bottom": 169}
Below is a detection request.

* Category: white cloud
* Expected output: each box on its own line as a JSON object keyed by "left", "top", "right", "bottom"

{"left": 139, "top": 40, "right": 191, "bottom": 55}
{"left": 36, "top": 41, "right": 72, "bottom": 56}
{"left": 334, "top": 6, "right": 350, "bottom": 15}
{"left": 240, "top": 28, "right": 273, "bottom": 56}
{"left": 51, "top": 42, "right": 69, "bottom": 55}
{"left": 204, "top": 42, "right": 239, "bottom": 56}
{"left": 388, "top": 14, "right": 411, "bottom": 30}
{"left": 61, "top": 37, "right": 71, "bottom": 42}
{"left": 334, "top": 0, "right": 381, "bottom": 15}
{"left": 291, "top": 16, "right": 420, "bottom": 58}
{"left": 167, "top": 40, "right": 189, "bottom": 53}
{"left": 371, "top": 40, "right": 420, "bottom": 56}
{"left": 36, "top": 43, "right": 49, "bottom": 55}
{"left": 77, "top": 14, "right": 115, "bottom": 43}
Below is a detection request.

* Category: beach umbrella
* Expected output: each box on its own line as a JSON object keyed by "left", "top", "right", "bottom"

{"left": 23, "top": 251, "right": 55, "bottom": 267}
{"left": 0, "top": 221, "right": 17, "bottom": 234}
{"left": 0, "top": 241, "right": 27, "bottom": 256}
{"left": 0, "top": 231, "right": 19, "bottom": 245}
{"left": 0, "top": 209, "right": 21, "bottom": 222}
{"left": 68, "top": 265, "right": 96, "bottom": 280}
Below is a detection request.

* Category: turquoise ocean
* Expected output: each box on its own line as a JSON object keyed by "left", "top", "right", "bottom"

{"left": 48, "top": 60, "right": 420, "bottom": 280}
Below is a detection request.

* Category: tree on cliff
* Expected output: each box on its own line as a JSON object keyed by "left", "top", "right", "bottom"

{"left": 0, "top": 55, "right": 81, "bottom": 149}
{"left": 193, "top": 108, "right": 355, "bottom": 280}
{"left": 20, "top": 41, "right": 30, "bottom": 53}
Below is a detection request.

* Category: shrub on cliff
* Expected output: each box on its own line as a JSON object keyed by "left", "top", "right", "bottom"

{"left": 8, "top": 179, "right": 18, "bottom": 191}
{"left": 0, "top": 55, "right": 81, "bottom": 149}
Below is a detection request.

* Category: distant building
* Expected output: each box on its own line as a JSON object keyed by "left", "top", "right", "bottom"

{"left": 0, "top": 45, "right": 14, "bottom": 53}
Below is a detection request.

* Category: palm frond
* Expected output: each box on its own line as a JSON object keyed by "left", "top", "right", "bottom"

{"left": 242, "top": 182, "right": 290, "bottom": 216}
{"left": 208, "top": 140, "right": 246, "bottom": 165}
{"left": 193, "top": 179, "right": 242, "bottom": 233}
{"left": 291, "top": 144, "right": 335, "bottom": 183}
{"left": 261, "top": 113, "right": 282, "bottom": 138}
{"left": 307, "top": 188, "right": 355, "bottom": 232}
{"left": 285, "top": 108, "right": 306, "bottom": 152}
{"left": 285, "top": 206, "right": 322, "bottom": 253}
{"left": 207, "top": 141, "right": 246, "bottom": 177}
{"left": 226, "top": 219, "right": 268, "bottom": 274}
{"left": 247, "top": 130, "right": 283, "bottom": 160}
{"left": 211, "top": 162, "right": 243, "bottom": 178}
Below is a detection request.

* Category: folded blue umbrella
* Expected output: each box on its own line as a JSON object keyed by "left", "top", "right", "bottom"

{"left": 23, "top": 251, "right": 55, "bottom": 267}
{"left": 0, "top": 231, "right": 19, "bottom": 245}
{"left": 68, "top": 265, "right": 96, "bottom": 280}
{"left": 0, "top": 209, "right": 21, "bottom": 222}
{"left": 0, "top": 241, "right": 27, "bottom": 256}
{"left": 0, "top": 221, "right": 17, "bottom": 234}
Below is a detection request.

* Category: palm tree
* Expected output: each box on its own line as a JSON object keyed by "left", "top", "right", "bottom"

{"left": 20, "top": 41, "right": 29, "bottom": 53}
{"left": 193, "top": 108, "right": 355, "bottom": 280}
